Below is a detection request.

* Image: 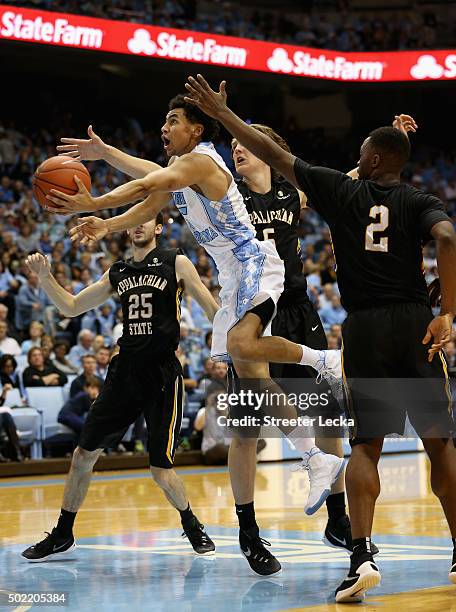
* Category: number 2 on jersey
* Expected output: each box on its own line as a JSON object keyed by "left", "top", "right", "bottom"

{"left": 128, "top": 293, "right": 153, "bottom": 320}
{"left": 365, "top": 205, "right": 389, "bottom": 252}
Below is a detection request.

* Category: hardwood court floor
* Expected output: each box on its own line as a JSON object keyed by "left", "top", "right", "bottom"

{"left": 1, "top": 453, "right": 455, "bottom": 611}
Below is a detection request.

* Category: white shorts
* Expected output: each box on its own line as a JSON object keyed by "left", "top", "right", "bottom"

{"left": 211, "top": 240, "right": 284, "bottom": 362}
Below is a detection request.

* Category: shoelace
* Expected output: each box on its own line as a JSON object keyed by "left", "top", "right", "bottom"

{"left": 290, "top": 448, "right": 323, "bottom": 472}
{"left": 182, "top": 523, "right": 208, "bottom": 542}
{"left": 315, "top": 352, "right": 339, "bottom": 384}
{"left": 34, "top": 531, "right": 53, "bottom": 550}
{"left": 248, "top": 537, "right": 274, "bottom": 563}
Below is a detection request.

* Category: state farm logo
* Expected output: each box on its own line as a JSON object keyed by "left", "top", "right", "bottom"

{"left": 266, "top": 47, "right": 383, "bottom": 81}
{"left": 127, "top": 28, "right": 247, "bottom": 67}
{"left": 410, "top": 54, "right": 456, "bottom": 79}
{"left": 0, "top": 10, "right": 103, "bottom": 48}
{"left": 128, "top": 29, "right": 156, "bottom": 55}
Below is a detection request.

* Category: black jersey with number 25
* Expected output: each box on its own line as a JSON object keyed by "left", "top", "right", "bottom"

{"left": 109, "top": 247, "right": 182, "bottom": 356}
{"left": 293, "top": 159, "right": 450, "bottom": 313}
{"left": 236, "top": 178, "right": 308, "bottom": 304}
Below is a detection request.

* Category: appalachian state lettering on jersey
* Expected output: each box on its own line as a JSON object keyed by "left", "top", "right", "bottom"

{"left": 109, "top": 248, "right": 182, "bottom": 355}
{"left": 237, "top": 178, "right": 309, "bottom": 305}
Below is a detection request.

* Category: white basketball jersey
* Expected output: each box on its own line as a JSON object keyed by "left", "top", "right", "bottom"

{"left": 171, "top": 142, "right": 256, "bottom": 269}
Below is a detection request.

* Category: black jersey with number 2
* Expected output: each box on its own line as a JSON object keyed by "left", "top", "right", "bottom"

{"left": 109, "top": 247, "right": 182, "bottom": 356}
{"left": 236, "top": 178, "right": 308, "bottom": 305}
{"left": 293, "top": 159, "right": 450, "bottom": 313}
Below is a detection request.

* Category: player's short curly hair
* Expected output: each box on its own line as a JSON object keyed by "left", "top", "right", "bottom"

{"left": 231, "top": 123, "right": 290, "bottom": 180}
{"left": 368, "top": 126, "right": 411, "bottom": 168}
{"left": 168, "top": 95, "right": 220, "bottom": 142}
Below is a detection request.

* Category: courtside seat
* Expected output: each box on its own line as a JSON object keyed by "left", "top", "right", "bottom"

{"left": 25, "top": 387, "right": 73, "bottom": 439}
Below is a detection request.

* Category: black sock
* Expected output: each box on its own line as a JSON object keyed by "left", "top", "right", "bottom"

{"left": 351, "top": 537, "right": 374, "bottom": 566}
{"left": 452, "top": 538, "right": 456, "bottom": 561}
{"left": 179, "top": 504, "right": 195, "bottom": 527}
{"left": 326, "top": 492, "right": 346, "bottom": 521}
{"left": 236, "top": 502, "right": 257, "bottom": 532}
{"left": 56, "top": 508, "right": 76, "bottom": 537}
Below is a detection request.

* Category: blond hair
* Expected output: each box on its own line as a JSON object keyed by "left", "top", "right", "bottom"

{"left": 231, "top": 123, "right": 290, "bottom": 180}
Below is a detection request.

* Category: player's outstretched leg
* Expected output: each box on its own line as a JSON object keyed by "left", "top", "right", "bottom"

{"left": 229, "top": 436, "right": 281, "bottom": 576}
{"left": 150, "top": 467, "right": 215, "bottom": 555}
{"left": 22, "top": 447, "right": 103, "bottom": 561}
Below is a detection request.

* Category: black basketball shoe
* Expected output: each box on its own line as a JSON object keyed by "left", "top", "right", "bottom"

{"left": 324, "top": 515, "right": 379, "bottom": 555}
{"left": 335, "top": 556, "right": 381, "bottom": 603}
{"left": 449, "top": 549, "right": 456, "bottom": 584}
{"left": 239, "top": 527, "right": 281, "bottom": 576}
{"left": 182, "top": 517, "right": 215, "bottom": 555}
{"left": 21, "top": 528, "right": 75, "bottom": 562}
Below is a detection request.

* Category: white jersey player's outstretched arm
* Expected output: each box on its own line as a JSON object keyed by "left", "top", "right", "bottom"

{"left": 46, "top": 151, "right": 225, "bottom": 215}
{"left": 57, "top": 125, "right": 162, "bottom": 179}
{"left": 24, "top": 253, "right": 113, "bottom": 317}
{"left": 175, "top": 255, "right": 219, "bottom": 323}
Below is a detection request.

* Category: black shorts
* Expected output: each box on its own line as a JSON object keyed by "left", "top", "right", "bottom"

{"left": 342, "top": 302, "right": 454, "bottom": 444}
{"left": 270, "top": 300, "right": 327, "bottom": 379}
{"left": 79, "top": 353, "right": 184, "bottom": 468}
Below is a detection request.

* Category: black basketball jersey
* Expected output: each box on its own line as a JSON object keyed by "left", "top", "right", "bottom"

{"left": 236, "top": 178, "right": 309, "bottom": 305}
{"left": 293, "top": 158, "right": 450, "bottom": 313}
{"left": 109, "top": 247, "right": 182, "bottom": 357}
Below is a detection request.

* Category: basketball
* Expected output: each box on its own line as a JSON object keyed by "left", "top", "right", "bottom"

{"left": 32, "top": 156, "right": 91, "bottom": 209}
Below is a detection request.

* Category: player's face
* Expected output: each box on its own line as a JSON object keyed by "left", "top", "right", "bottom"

{"left": 161, "top": 108, "right": 202, "bottom": 157}
{"left": 129, "top": 220, "right": 163, "bottom": 247}
{"left": 357, "top": 137, "right": 379, "bottom": 180}
{"left": 231, "top": 139, "right": 268, "bottom": 177}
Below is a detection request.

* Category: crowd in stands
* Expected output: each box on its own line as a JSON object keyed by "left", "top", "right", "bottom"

{"left": 13, "top": 0, "right": 454, "bottom": 52}
{"left": 0, "top": 112, "right": 455, "bottom": 462}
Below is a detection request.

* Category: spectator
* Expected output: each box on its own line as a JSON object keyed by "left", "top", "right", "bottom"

{"left": 68, "top": 329, "right": 94, "bottom": 369}
{"left": 0, "top": 321, "right": 21, "bottom": 357}
{"left": 0, "top": 389, "right": 23, "bottom": 461}
{"left": 95, "top": 346, "right": 111, "bottom": 380}
{"left": 319, "top": 295, "right": 347, "bottom": 328}
{"left": 175, "top": 346, "right": 197, "bottom": 392}
{"left": 318, "top": 283, "right": 336, "bottom": 310}
{"left": 92, "top": 334, "right": 107, "bottom": 353}
{"left": 198, "top": 357, "right": 214, "bottom": 390}
{"left": 194, "top": 390, "right": 231, "bottom": 465}
{"left": 0, "top": 354, "right": 21, "bottom": 389}
{"left": 205, "top": 361, "right": 228, "bottom": 396}
{"left": 15, "top": 272, "right": 49, "bottom": 334}
{"left": 21, "top": 321, "right": 44, "bottom": 354}
{"left": 70, "top": 354, "right": 103, "bottom": 398}
{"left": 58, "top": 375, "right": 101, "bottom": 436}
{"left": 52, "top": 341, "right": 79, "bottom": 375}
{"left": 0, "top": 304, "right": 20, "bottom": 342}
{"left": 22, "top": 347, "right": 67, "bottom": 387}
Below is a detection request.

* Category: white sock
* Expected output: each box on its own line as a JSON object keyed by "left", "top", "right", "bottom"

{"left": 287, "top": 427, "right": 319, "bottom": 455}
{"left": 298, "top": 345, "right": 322, "bottom": 367}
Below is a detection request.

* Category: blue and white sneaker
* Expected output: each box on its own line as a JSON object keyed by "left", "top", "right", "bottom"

{"left": 292, "top": 449, "right": 345, "bottom": 515}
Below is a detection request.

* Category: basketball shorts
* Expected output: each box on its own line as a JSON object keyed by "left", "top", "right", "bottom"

{"left": 342, "top": 302, "right": 454, "bottom": 445}
{"left": 79, "top": 352, "right": 184, "bottom": 468}
{"left": 211, "top": 239, "right": 284, "bottom": 362}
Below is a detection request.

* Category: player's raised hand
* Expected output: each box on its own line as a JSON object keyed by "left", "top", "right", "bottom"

{"left": 25, "top": 253, "right": 51, "bottom": 280}
{"left": 46, "top": 176, "right": 97, "bottom": 215}
{"left": 69, "top": 216, "right": 109, "bottom": 246}
{"left": 57, "top": 125, "right": 107, "bottom": 161}
{"left": 392, "top": 114, "right": 418, "bottom": 136}
{"left": 184, "top": 74, "right": 228, "bottom": 119}
{"left": 422, "top": 313, "right": 452, "bottom": 362}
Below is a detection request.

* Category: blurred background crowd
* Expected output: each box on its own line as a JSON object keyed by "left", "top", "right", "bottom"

{"left": 1, "top": 0, "right": 456, "bottom": 461}
{"left": 12, "top": 0, "right": 456, "bottom": 52}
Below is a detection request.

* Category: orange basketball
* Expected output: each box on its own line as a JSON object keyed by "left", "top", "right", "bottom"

{"left": 33, "top": 156, "right": 91, "bottom": 210}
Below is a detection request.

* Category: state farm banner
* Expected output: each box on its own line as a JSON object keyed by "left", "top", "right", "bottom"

{"left": 1, "top": 4, "right": 456, "bottom": 82}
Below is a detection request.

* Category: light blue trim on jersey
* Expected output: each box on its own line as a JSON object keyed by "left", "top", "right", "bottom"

{"left": 232, "top": 240, "right": 267, "bottom": 319}
{"left": 195, "top": 192, "right": 255, "bottom": 248}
